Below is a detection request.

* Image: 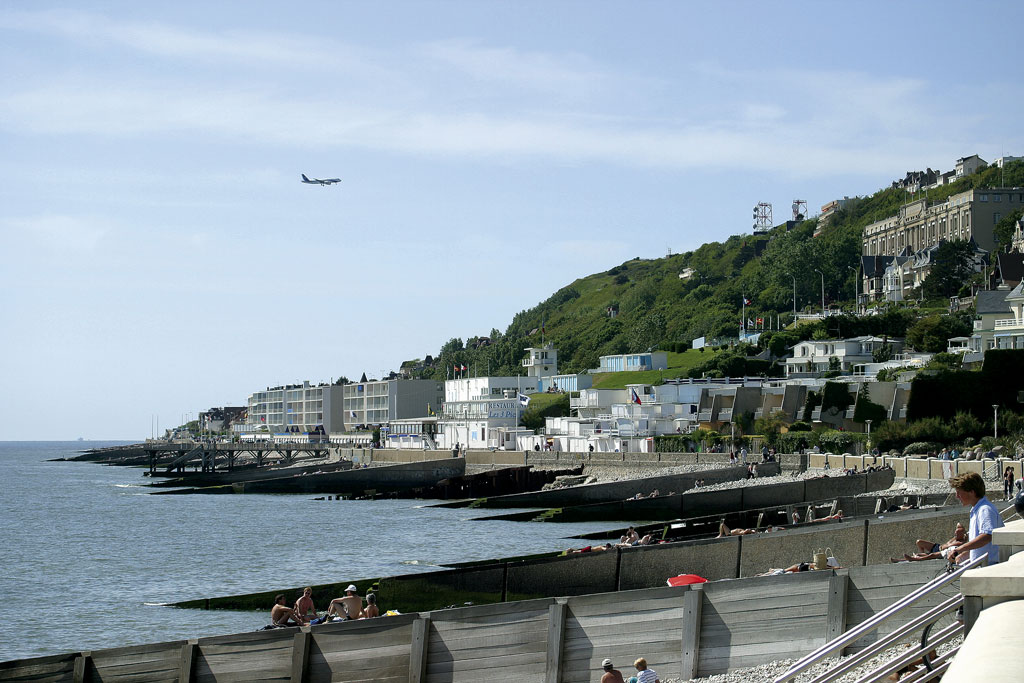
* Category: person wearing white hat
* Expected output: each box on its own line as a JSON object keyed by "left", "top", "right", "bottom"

{"left": 600, "top": 658, "right": 624, "bottom": 683}
{"left": 326, "top": 584, "right": 364, "bottom": 620}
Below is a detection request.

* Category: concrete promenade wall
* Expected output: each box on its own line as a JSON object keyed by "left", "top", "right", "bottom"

{"left": 4, "top": 562, "right": 958, "bottom": 682}
{"left": 808, "top": 453, "right": 1020, "bottom": 482}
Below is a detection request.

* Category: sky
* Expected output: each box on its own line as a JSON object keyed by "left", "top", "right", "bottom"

{"left": 2, "top": 1, "right": 1022, "bottom": 440}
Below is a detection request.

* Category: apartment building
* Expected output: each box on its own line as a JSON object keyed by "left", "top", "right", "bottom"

{"left": 237, "top": 381, "right": 345, "bottom": 434}
{"left": 342, "top": 378, "right": 443, "bottom": 428}
{"left": 863, "top": 188, "right": 1022, "bottom": 259}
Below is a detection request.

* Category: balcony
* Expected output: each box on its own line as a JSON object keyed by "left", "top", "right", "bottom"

{"left": 994, "top": 318, "right": 1024, "bottom": 329}
{"left": 697, "top": 410, "right": 713, "bottom": 421}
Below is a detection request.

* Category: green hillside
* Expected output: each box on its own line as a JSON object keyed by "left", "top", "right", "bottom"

{"left": 401, "top": 161, "right": 1024, "bottom": 383}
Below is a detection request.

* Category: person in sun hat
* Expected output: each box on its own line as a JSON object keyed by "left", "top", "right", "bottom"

{"left": 326, "top": 584, "right": 364, "bottom": 620}
{"left": 600, "top": 658, "right": 624, "bottom": 683}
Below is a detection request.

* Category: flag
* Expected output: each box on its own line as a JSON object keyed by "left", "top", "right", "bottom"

{"left": 518, "top": 393, "right": 531, "bottom": 407}
{"left": 748, "top": 318, "right": 755, "bottom": 327}
{"left": 349, "top": 410, "right": 357, "bottom": 418}
{"left": 756, "top": 317, "right": 763, "bottom": 327}
{"left": 260, "top": 416, "right": 266, "bottom": 423}
{"left": 743, "top": 297, "right": 751, "bottom": 305}
{"left": 461, "top": 364, "right": 467, "bottom": 372}
{"left": 631, "top": 388, "right": 642, "bottom": 405}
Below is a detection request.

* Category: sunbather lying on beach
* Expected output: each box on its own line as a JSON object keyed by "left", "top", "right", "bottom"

{"left": 891, "top": 523, "right": 966, "bottom": 563}
{"left": 717, "top": 522, "right": 756, "bottom": 537}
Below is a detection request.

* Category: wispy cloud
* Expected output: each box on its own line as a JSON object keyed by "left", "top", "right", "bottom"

{"left": 0, "top": 9, "right": 1006, "bottom": 178}
{"left": 416, "top": 39, "right": 608, "bottom": 98}
{"left": 0, "top": 8, "right": 342, "bottom": 66}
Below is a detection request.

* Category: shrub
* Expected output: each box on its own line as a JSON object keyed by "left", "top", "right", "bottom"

{"left": 902, "top": 441, "right": 943, "bottom": 456}
{"left": 818, "top": 430, "right": 866, "bottom": 453}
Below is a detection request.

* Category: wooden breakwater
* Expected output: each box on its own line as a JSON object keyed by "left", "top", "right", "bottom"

{"left": 0, "top": 560, "right": 957, "bottom": 682}
{"left": 154, "top": 458, "right": 467, "bottom": 496}
{"left": 433, "top": 461, "right": 785, "bottom": 509}
{"left": 167, "top": 505, "right": 972, "bottom": 615}
{"left": 471, "top": 469, "right": 895, "bottom": 523}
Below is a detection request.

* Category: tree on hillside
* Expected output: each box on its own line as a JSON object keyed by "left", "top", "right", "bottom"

{"left": 994, "top": 209, "right": 1023, "bottom": 253}
{"left": 905, "top": 314, "right": 972, "bottom": 353}
{"left": 922, "top": 240, "right": 976, "bottom": 299}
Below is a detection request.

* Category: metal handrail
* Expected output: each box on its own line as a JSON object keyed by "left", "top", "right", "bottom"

{"left": 803, "top": 595, "right": 962, "bottom": 683}
{"left": 773, "top": 554, "right": 986, "bottom": 682}
{"left": 848, "top": 619, "right": 960, "bottom": 683}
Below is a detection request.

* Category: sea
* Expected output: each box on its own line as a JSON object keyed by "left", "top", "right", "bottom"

{"left": 0, "top": 441, "right": 615, "bottom": 663}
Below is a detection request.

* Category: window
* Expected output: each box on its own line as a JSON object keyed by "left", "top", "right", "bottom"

{"left": 994, "top": 194, "right": 1001, "bottom": 202}
{"left": 994, "top": 213, "right": 1001, "bottom": 224}
{"left": 980, "top": 194, "right": 988, "bottom": 202}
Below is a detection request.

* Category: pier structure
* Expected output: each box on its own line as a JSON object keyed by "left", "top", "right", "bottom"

{"left": 142, "top": 441, "right": 331, "bottom": 474}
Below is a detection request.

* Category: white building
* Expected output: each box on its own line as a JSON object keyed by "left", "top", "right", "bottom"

{"left": 785, "top": 337, "right": 904, "bottom": 378}
{"left": 522, "top": 345, "right": 558, "bottom": 378}
{"left": 592, "top": 351, "right": 668, "bottom": 373}
{"left": 955, "top": 154, "right": 986, "bottom": 179}
{"left": 435, "top": 376, "right": 536, "bottom": 450}
{"left": 523, "top": 343, "right": 593, "bottom": 393}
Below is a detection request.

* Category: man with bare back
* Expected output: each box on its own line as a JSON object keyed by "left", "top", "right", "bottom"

{"left": 271, "top": 594, "right": 301, "bottom": 626}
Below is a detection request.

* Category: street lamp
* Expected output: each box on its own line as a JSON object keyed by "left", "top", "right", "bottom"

{"left": 814, "top": 268, "right": 826, "bottom": 315}
{"left": 993, "top": 404, "right": 999, "bottom": 440}
{"left": 865, "top": 419, "right": 872, "bottom": 455}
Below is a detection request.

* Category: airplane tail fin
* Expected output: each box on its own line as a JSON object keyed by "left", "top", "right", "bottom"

{"left": 301, "top": 174, "right": 310, "bottom": 181}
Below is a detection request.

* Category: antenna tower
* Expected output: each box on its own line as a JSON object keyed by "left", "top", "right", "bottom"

{"left": 753, "top": 202, "right": 773, "bottom": 234}
{"left": 792, "top": 199, "right": 807, "bottom": 221}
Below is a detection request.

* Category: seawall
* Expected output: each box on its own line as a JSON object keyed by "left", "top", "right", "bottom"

{"left": 172, "top": 504, "right": 970, "bottom": 614}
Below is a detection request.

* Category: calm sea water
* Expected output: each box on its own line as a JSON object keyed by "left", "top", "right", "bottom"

{"left": 0, "top": 442, "right": 612, "bottom": 662}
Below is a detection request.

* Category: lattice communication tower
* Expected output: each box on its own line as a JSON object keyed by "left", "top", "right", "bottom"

{"left": 752, "top": 202, "right": 773, "bottom": 234}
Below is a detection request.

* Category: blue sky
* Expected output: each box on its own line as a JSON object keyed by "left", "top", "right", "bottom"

{"left": 2, "top": 1, "right": 1022, "bottom": 440}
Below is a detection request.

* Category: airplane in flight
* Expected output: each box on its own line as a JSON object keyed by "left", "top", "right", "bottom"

{"left": 301, "top": 174, "right": 341, "bottom": 186}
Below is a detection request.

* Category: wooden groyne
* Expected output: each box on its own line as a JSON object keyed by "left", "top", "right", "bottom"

{"left": 0, "top": 560, "right": 959, "bottom": 682}
{"left": 153, "top": 458, "right": 468, "bottom": 496}
{"left": 166, "top": 505, "right": 972, "bottom": 615}
{"left": 471, "top": 469, "right": 895, "bottom": 523}
{"left": 433, "top": 461, "right": 785, "bottom": 509}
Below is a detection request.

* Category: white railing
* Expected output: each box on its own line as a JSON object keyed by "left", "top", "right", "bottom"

{"left": 994, "top": 318, "right": 1024, "bottom": 329}
{"left": 773, "top": 554, "right": 986, "bottom": 683}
